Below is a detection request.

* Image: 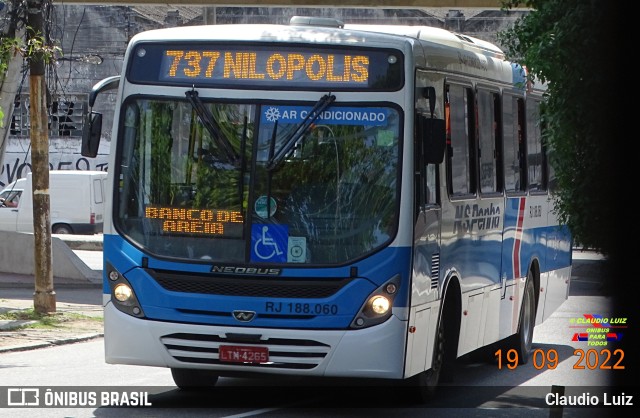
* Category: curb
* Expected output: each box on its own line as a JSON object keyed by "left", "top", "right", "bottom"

{"left": 0, "top": 319, "right": 38, "bottom": 331}
{"left": 53, "top": 234, "right": 104, "bottom": 251}
{"left": 0, "top": 281, "right": 102, "bottom": 289}
{"left": 0, "top": 333, "right": 103, "bottom": 354}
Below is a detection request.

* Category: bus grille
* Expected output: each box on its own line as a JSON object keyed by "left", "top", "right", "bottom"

{"left": 149, "top": 269, "right": 351, "bottom": 298}
{"left": 161, "top": 332, "right": 331, "bottom": 370}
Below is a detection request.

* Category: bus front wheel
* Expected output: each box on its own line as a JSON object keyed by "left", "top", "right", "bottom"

{"left": 410, "top": 314, "right": 445, "bottom": 402}
{"left": 170, "top": 368, "right": 219, "bottom": 390}
{"left": 407, "top": 299, "right": 454, "bottom": 404}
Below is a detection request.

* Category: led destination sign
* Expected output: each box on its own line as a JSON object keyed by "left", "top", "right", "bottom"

{"left": 128, "top": 44, "right": 403, "bottom": 90}
{"left": 164, "top": 50, "right": 369, "bottom": 84}
{"left": 145, "top": 206, "right": 243, "bottom": 236}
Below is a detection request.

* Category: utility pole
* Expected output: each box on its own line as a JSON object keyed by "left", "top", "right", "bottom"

{"left": 26, "top": 0, "right": 55, "bottom": 314}
{"left": 203, "top": 6, "right": 216, "bottom": 25}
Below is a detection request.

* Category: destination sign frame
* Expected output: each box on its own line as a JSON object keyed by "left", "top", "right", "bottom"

{"left": 127, "top": 43, "right": 404, "bottom": 91}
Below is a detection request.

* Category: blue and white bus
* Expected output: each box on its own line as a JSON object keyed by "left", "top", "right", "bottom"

{"left": 83, "top": 16, "right": 572, "bottom": 399}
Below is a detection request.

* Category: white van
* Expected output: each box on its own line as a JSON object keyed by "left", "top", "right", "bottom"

{"left": 0, "top": 170, "right": 107, "bottom": 234}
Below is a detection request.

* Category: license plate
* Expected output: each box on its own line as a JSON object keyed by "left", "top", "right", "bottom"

{"left": 219, "top": 345, "right": 269, "bottom": 364}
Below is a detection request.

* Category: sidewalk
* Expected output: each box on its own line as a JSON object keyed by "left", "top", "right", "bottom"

{"left": 0, "top": 264, "right": 104, "bottom": 353}
{"left": 1, "top": 249, "right": 607, "bottom": 354}
{"left": 0, "top": 234, "right": 104, "bottom": 352}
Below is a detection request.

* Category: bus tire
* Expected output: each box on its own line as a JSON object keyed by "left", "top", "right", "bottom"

{"left": 407, "top": 302, "right": 451, "bottom": 403}
{"left": 510, "top": 271, "right": 536, "bottom": 365}
{"left": 170, "top": 368, "right": 219, "bottom": 390}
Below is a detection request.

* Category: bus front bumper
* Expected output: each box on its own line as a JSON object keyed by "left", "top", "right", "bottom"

{"left": 103, "top": 301, "right": 407, "bottom": 380}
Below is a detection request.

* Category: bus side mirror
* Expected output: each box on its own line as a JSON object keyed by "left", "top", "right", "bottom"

{"left": 422, "top": 86, "right": 437, "bottom": 116}
{"left": 419, "top": 116, "right": 446, "bottom": 164}
{"left": 81, "top": 111, "right": 103, "bottom": 158}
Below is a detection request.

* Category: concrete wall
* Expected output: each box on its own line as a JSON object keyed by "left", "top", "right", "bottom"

{"left": 0, "top": 231, "right": 101, "bottom": 284}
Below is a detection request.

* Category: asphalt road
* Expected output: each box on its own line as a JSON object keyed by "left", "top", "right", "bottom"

{"left": 0, "top": 250, "right": 636, "bottom": 417}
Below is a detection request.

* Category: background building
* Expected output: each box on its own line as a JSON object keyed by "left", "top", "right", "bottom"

{"left": 0, "top": 4, "right": 526, "bottom": 188}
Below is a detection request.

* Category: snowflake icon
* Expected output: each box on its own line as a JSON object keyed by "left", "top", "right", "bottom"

{"left": 264, "top": 107, "right": 280, "bottom": 123}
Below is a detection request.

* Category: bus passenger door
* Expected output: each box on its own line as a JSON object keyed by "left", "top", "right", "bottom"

{"left": 412, "top": 88, "right": 445, "bottom": 307}
{"left": 412, "top": 162, "right": 441, "bottom": 305}
{"left": 407, "top": 153, "right": 442, "bottom": 377}
{"left": 405, "top": 79, "right": 446, "bottom": 377}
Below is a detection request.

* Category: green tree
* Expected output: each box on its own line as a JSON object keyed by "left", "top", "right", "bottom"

{"left": 498, "top": 0, "right": 621, "bottom": 259}
{"left": 498, "top": 2, "right": 636, "bottom": 384}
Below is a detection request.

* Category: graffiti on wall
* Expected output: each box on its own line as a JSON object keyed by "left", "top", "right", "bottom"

{"left": 0, "top": 138, "right": 110, "bottom": 188}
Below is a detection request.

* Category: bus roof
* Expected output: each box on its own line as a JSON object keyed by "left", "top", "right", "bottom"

{"left": 128, "top": 22, "right": 502, "bottom": 58}
{"left": 344, "top": 24, "right": 505, "bottom": 59}
{"left": 126, "top": 21, "right": 538, "bottom": 92}
{"left": 129, "top": 23, "right": 414, "bottom": 47}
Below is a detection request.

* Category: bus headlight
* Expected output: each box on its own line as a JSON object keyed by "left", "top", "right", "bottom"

{"left": 114, "top": 284, "right": 133, "bottom": 302}
{"left": 350, "top": 274, "right": 400, "bottom": 329}
{"left": 106, "top": 262, "right": 145, "bottom": 318}
{"left": 370, "top": 295, "right": 391, "bottom": 315}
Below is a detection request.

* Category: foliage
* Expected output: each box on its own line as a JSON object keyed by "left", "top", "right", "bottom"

{"left": 192, "top": 103, "right": 247, "bottom": 210}
{"left": 497, "top": 0, "right": 619, "bottom": 257}
{"left": 23, "top": 31, "right": 61, "bottom": 64}
{"left": 0, "top": 36, "right": 22, "bottom": 128}
{"left": 0, "top": 308, "right": 102, "bottom": 329}
{"left": 1, "top": 1, "right": 60, "bottom": 127}
{"left": 148, "top": 102, "right": 174, "bottom": 204}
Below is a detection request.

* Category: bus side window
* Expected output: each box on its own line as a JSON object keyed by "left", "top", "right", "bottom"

{"left": 414, "top": 73, "right": 443, "bottom": 215}
{"left": 414, "top": 113, "right": 439, "bottom": 214}
{"left": 477, "top": 89, "right": 502, "bottom": 194}
{"left": 503, "top": 95, "right": 526, "bottom": 193}
{"left": 526, "top": 98, "right": 547, "bottom": 193}
{"left": 426, "top": 164, "right": 437, "bottom": 205}
{"left": 446, "top": 83, "right": 476, "bottom": 198}
{"left": 547, "top": 141, "right": 557, "bottom": 192}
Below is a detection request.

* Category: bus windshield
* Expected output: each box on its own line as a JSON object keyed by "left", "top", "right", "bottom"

{"left": 116, "top": 97, "right": 400, "bottom": 265}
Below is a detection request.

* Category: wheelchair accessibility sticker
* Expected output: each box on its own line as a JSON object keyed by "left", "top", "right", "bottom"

{"left": 251, "top": 225, "right": 307, "bottom": 263}
{"left": 251, "top": 225, "right": 288, "bottom": 262}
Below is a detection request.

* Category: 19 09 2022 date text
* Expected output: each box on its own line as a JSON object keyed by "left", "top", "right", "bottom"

{"left": 495, "top": 348, "right": 625, "bottom": 370}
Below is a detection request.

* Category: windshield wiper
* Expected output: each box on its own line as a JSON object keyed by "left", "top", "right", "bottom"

{"left": 185, "top": 89, "right": 239, "bottom": 166}
{"left": 266, "top": 93, "right": 336, "bottom": 171}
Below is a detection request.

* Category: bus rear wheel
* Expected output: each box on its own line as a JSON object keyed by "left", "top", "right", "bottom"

{"left": 170, "top": 368, "right": 219, "bottom": 390}
{"left": 509, "top": 271, "right": 536, "bottom": 365}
